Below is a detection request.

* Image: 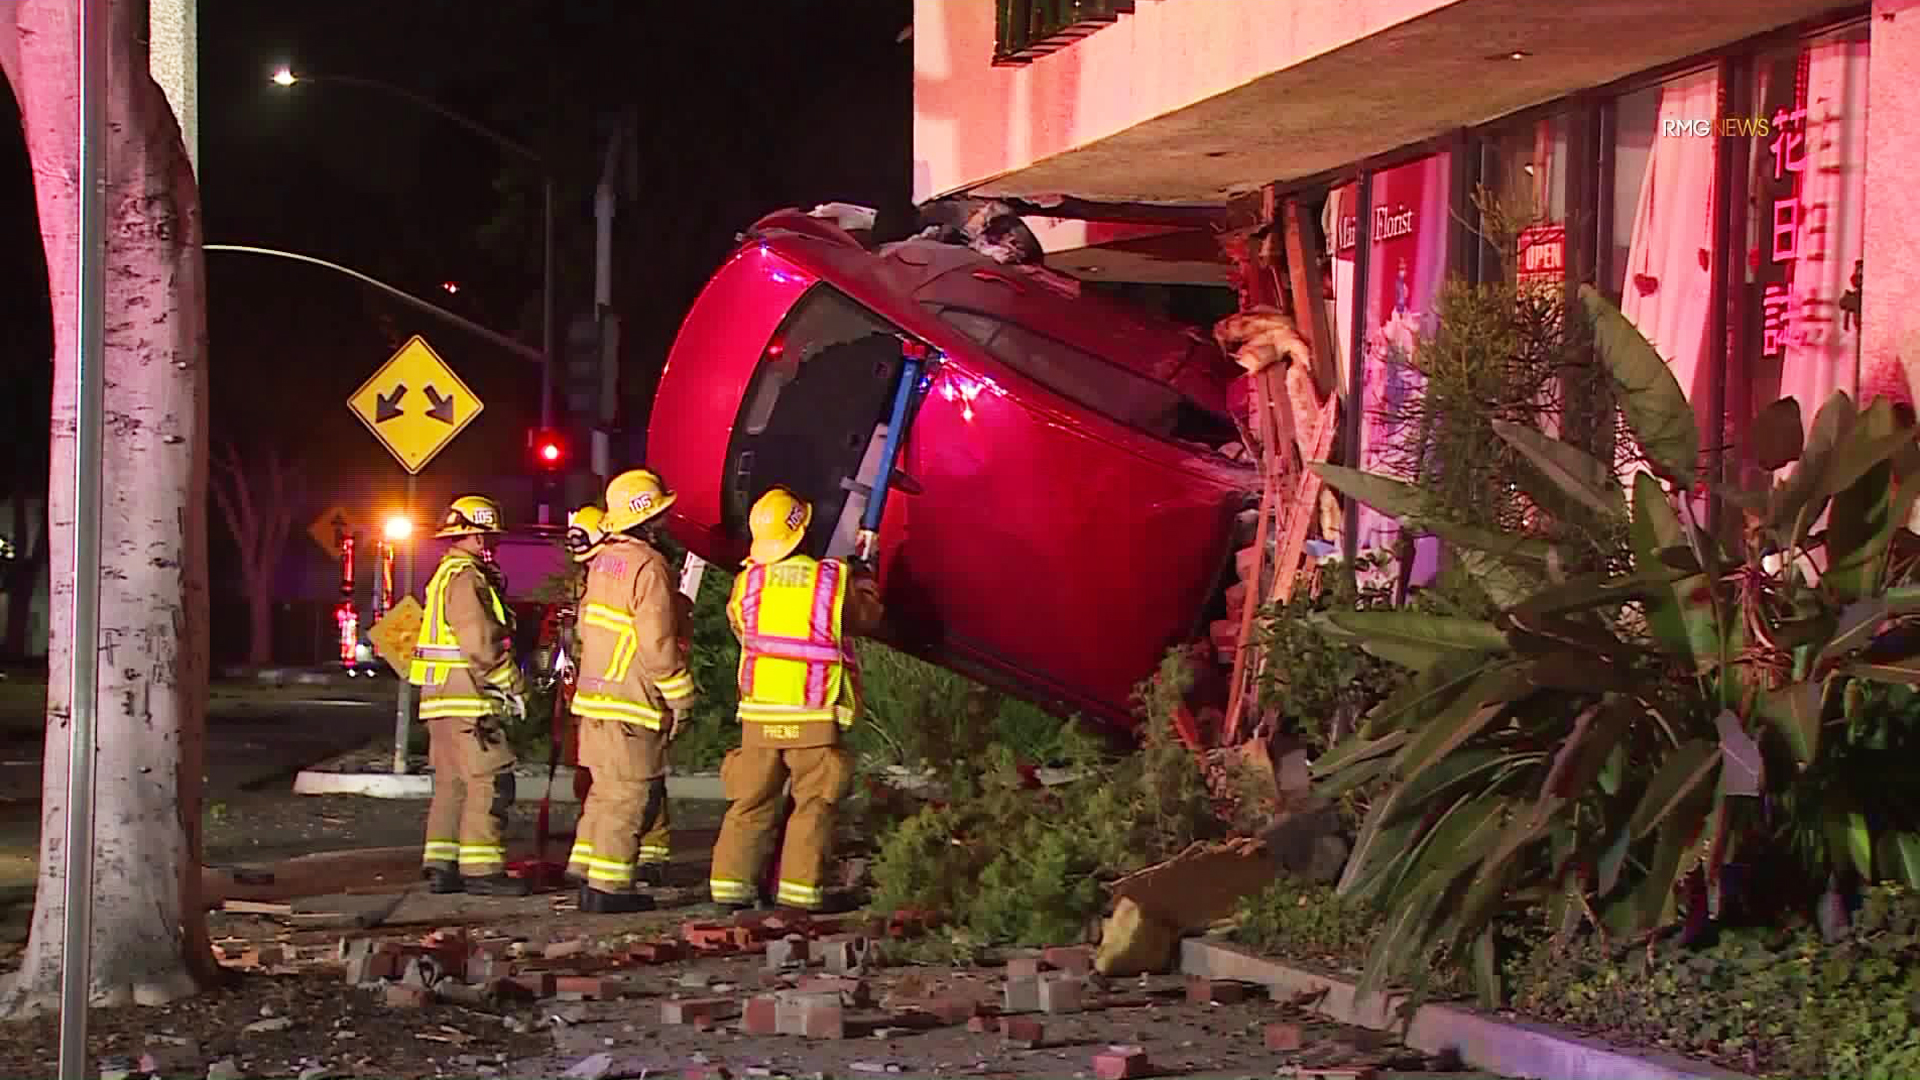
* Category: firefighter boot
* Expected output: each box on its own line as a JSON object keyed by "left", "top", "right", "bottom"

{"left": 579, "top": 885, "right": 656, "bottom": 914}
{"left": 636, "top": 863, "right": 668, "bottom": 887}
{"left": 464, "top": 873, "right": 532, "bottom": 897}
{"left": 426, "top": 868, "right": 464, "bottom": 894}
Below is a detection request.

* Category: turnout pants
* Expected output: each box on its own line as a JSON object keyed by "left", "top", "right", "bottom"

{"left": 709, "top": 745, "right": 854, "bottom": 910}
{"left": 567, "top": 717, "right": 669, "bottom": 893}
{"left": 422, "top": 715, "right": 517, "bottom": 877}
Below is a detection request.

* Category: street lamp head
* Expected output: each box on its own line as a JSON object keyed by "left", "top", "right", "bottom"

{"left": 383, "top": 514, "right": 413, "bottom": 542}
{"left": 271, "top": 68, "right": 298, "bottom": 87}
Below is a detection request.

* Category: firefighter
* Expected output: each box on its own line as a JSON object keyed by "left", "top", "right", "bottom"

{"left": 409, "top": 494, "right": 530, "bottom": 896}
{"left": 568, "top": 469, "right": 699, "bottom": 913}
{"left": 708, "top": 486, "right": 884, "bottom": 914}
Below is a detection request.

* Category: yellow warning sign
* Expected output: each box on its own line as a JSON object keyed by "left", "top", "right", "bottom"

{"left": 346, "top": 335, "right": 485, "bottom": 474}
{"left": 307, "top": 505, "right": 353, "bottom": 558}
{"left": 368, "top": 595, "right": 424, "bottom": 676}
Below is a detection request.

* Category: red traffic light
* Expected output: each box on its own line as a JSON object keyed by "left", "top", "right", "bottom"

{"left": 529, "top": 429, "right": 568, "bottom": 471}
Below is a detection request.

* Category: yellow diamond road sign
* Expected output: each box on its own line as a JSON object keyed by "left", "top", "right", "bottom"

{"left": 368, "top": 595, "right": 424, "bottom": 677}
{"left": 348, "top": 335, "right": 484, "bottom": 474}
{"left": 307, "top": 505, "right": 353, "bottom": 558}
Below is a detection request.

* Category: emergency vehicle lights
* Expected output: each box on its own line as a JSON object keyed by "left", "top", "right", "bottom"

{"left": 383, "top": 514, "right": 412, "bottom": 541}
{"left": 529, "top": 428, "right": 568, "bottom": 471}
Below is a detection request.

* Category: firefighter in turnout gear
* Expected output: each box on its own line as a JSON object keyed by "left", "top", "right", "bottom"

{"left": 708, "top": 486, "right": 883, "bottom": 914}
{"left": 409, "top": 495, "right": 530, "bottom": 896}
{"left": 567, "top": 470, "right": 699, "bottom": 913}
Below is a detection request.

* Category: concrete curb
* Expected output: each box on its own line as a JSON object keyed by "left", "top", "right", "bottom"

{"left": 292, "top": 768, "right": 727, "bottom": 803}
{"left": 1180, "top": 939, "right": 1754, "bottom": 1080}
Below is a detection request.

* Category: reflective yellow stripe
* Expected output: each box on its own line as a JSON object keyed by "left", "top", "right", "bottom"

{"left": 420, "top": 696, "right": 493, "bottom": 719}
{"left": 411, "top": 553, "right": 513, "bottom": 685}
{"left": 581, "top": 603, "right": 633, "bottom": 626}
{"left": 573, "top": 693, "right": 664, "bottom": 729}
{"left": 655, "top": 669, "right": 696, "bottom": 704}
{"left": 710, "top": 877, "right": 755, "bottom": 903}
{"left": 777, "top": 880, "right": 824, "bottom": 908}
{"left": 480, "top": 660, "right": 520, "bottom": 690}
{"left": 422, "top": 840, "right": 459, "bottom": 863}
{"left": 582, "top": 605, "right": 640, "bottom": 683}
{"left": 458, "top": 844, "right": 506, "bottom": 870}
{"left": 638, "top": 845, "right": 671, "bottom": 861}
{"left": 738, "top": 701, "right": 837, "bottom": 722}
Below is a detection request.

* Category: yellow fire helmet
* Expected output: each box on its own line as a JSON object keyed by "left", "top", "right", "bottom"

{"left": 602, "top": 469, "right": 677, "bottom": 535}
{"left": 748, "top": 486, "right": 812, "bottom": 565}
{"left": 565, "top": 505, "right": 608, "bottom": 562}
{"left": 435, "top": 494, "right": 504, "bottom": 538}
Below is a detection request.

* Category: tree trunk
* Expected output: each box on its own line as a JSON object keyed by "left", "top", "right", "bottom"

{"left": 0, "top": 0, "right": 215, "bottom": 1013}
{"left": 247, "top": 588, "right": 273, "bottom": 667}
{"left": 2, "top": 496, "right": 45, "bottom": 661}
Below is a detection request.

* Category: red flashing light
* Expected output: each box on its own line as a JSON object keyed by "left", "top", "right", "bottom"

{"left": 530, "top": 428, "right": 568, "bottom": 472}
{"left": 540, "top": 442, "right": 561, "bottom": 462}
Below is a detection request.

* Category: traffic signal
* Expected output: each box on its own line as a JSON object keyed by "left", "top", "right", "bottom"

{"left": 529, "top": 428, "right": 568, "bottom": 472}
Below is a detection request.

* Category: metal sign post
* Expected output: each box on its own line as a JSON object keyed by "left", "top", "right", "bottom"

{"left": 59, "top": 0, "right": 110, "bottom": 1076}
{"left": 394, "top": 474, "right": 417, "bottom": 774}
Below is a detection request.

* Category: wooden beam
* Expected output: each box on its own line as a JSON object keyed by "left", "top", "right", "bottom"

{"left": 1282, "top": 200, "right": 1338, "bottom": 401}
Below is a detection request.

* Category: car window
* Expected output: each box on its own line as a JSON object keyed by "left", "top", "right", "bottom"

{"left": 741, "top": 285, "right": 896, "bottom": 436}
{"left": 928, "top": 305, "right": 1185, "bottom": 439}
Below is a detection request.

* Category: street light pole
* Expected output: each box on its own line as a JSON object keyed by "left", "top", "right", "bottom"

{"left": 270, "top": 70, "right": 556, "bottom": 437}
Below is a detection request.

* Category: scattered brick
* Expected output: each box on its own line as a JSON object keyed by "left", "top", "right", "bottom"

{"left": 1037, "top": 975, "right": 1084, "bottom": 1014}
{"left": 556, "top": 976, "right": 613, "bottom": 1000}
{"left": 683, "top": 1067, "right": 733, "bottom": 1080}
{"left": 509, "top": 972, "right": 557, "bottom": 997}
{"left": 473, "top": 937, "right": 513, "bottom": 958}
{"left": 466, "top": 952, "right": 508, "bottom": 984}
{"left": 1002, "top": 1016, "right": 1045, "bottom": 1049}
{"left": 1002, "top": 979, "right": 1041, "bottom": 1013}
{"left": 797, "top": 974, "right": 872, "bottom": 1007}
{"left": 1092, "top": 1045, "right": 1151, "bottom": 1080}
{"left": 1186, "top": 976, "right": 1245, "bottom": 1005}
{"left": 544, "top": 938, "right": 587, "bottom": 960}
{"left": 912, "top": 996, "right": 982, "bottom": 1025}
{"left": 1263, "top": 1022, "right": 1303, "bottom": 1051}
{"left": 744, "top": 995, "right": 780, "bottom": 1036}
{"left": 682, "top": 922, "right": 735, "bottom": 951}
{"left": 766, "top": 935, "right": 809, "bottom": 969}
{"left": 1043, "top": 945, "right": 1094, "bottom": 975}
{"left": 774, "top": 990, "right": 846, "bottom": 1039}
{"left": 1005, "top": 957, "right": 1045, "bottom": 982}
{"left": 966, "top": 1015, "right": 1001, "bottom": 1034}
{"left": 628, "top": 940, "right": 685, "bottom": 964}
{"left": 816, "top": 934, "right": 870, "bottom": 974}
{"left": 384, "top": 984, "right": 433, "bottom": 1009}
{"left": 662, "top": 997, "right": 738, "bottom": 1025}
{"left": 366, "top": 950, "right": 401, "bottom": 982}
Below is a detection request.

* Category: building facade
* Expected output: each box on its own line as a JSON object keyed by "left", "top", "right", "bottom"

{"left": 916, "top": 0, "right": 1891, "bottom": 554}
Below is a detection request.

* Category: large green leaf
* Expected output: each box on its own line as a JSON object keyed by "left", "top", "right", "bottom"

{"left": 1455, "top": 547, "right": 1547, "bottom": 611}
{"left": 1769, "top": 391, "right": 1854, "bottom": 538}
{"left": 1753, "top": 679, "right": 1822, "bottom": 766}
{"left": 1610, "top": 778, "right": 1715, "bottom": 935}
{"left": 1509, "top": 570, "right": 1671, "bottom": 620}
{"left": 1540, "top": 695, "right": 1639, "bottom": 801}
{"left": 1310, "top": 464, "right": 1440, "bottom": 523}
{"left": 1630, "top": 471, "right": 1723, "bottom": 668}
{"left": 1397, "top": 666, "right": 1539, "bottom": 788}
{"left": 1380, "top": 747, "right": 1527, "bottom": 829}
{"left": 1847, "top": 657, "right": 1920, "bottom": 686}
{"left": 1311, "top": 728, "right": 1409, "bottom": 778}
{"left": 1491, "top": 420, "right": 1625, "bottom": 520}
{"left": 1580, "top": 284, "right": 1697, "bottom": 486}
{"left": 1423, "top": 520, "right": 1557, "bottom": 566}
{"left": 1322, "top": 611, "right": 1512, "bottom": 657}
{"left": 1826, "top": 409, "right": 1899, "bottom": 604}
{"left": 1815, "top": 598, "right": 1889, "bottom": 671}
{"left": 1358, "top": 649, "right": 1504, "bottom": 737}
{"left": 1627, "top": 738, "right": 1722, "bottom": 840}
{"left": 1887, "top": 832, "right": 1920, "bottom": 889}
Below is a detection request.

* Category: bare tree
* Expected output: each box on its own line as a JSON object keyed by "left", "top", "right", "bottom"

{"left": 210, "top": 443, "right": 302, "bottom": 667}
{"left": 0, "top": 0, "right": 216, "bottom": 1013}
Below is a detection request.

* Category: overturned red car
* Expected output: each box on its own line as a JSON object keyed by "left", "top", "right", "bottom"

{"left": 645, "top": 209, "right": 1257, "bottom": 728}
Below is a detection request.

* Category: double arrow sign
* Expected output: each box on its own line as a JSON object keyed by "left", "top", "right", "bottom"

{"left": 373, "top": 383, "right": 458, "bottom": 425}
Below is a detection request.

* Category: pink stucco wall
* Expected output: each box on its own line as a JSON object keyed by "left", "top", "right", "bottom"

{"left": 911, "top": 0, "right": 1459, "bottom": 202}
{"left": 1864, "top": 0, "right": 1920, "bottom": 399}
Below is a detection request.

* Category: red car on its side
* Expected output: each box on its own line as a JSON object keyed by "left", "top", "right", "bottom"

{"left": 646, "top": 209, "right": 1257, "bottom": 729}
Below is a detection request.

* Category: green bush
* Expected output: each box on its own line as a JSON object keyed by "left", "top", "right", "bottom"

{"left": 868, "top": 652, "right": 1225, "bottom": 947}
{"left": 1509, "top": 885, "right": 1920, "bottom": 1078}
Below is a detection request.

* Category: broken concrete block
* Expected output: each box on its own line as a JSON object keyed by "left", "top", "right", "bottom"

{"left": 338, "top": 937, "right": 373, "bottom": 963}
{"left": 242, "top": 1016, "right": 293, "bottom": 1034}
{"left": 912, "top": 996, "right": 982, "bottom": 1025}
{"left": 1002, "top": 978, "right": 1040, "bottom": 1013}
{"left": 765, "top": 934, "right": 809, "bottom": 969}
{"left": 1095, "top": 898, "right": 1179, "bottom": 977}
{"left": 1037, "top": 975, "right": 1084, "bottom": 1014}
{"left": 1002, "top": 1015, "right": 1044, "bottom": 1048}
{"left": 1185, "top": 976, "right": 1245, "bottom": 1005}
{"left": 385, "top": 984, "right": 433, "bottom": 1008}
{"left": 1092, "top": 1045, "right": 1151, "bottom": 1080}
{"left": 1263, "top": 1022, "right": 1303, "bottom": 1051}
{"left": 743, "top": 995, "right": 780, "bottom": 1035}
{"left": 544, "top": 937, "right": 588, "bottom": 960}
{"left": 814, "top": 933, "right": 871, "bottom": 974}
{"left": 775, "top": 990, "right": 845, "bottom": 1039}
{"left": 1005, "top": 956, "right": 1045, "bottom": 981}
{"left": 662, "top": 997, "right": 738, "bottom": 1025}
{"left": 1043, "top": 945, "right": 1094, "bottom": 975}
{"left": 206, "top": 1059, "right": 243, "bottom": 1080}
{"left": 564, "top": 1052, "right": 616, "bottom": 1080}
{"left": 465, "top": 952, "right": 507, "bottom": 984}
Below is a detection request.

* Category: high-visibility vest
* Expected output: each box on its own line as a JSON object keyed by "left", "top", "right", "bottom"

{"left": 728, "top": 555, "right": 859, "bottom": 728}
{"left": 409, "top": 552, "right": 514, "bottom": 687}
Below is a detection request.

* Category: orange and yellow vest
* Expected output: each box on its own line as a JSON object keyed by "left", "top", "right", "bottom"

{"left": 726, "top": 555, "right": 862, "bottom": 746}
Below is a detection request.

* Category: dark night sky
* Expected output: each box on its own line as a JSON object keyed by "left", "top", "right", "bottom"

{"left": 1, "top": 1, "right": 911, "bottom": 657}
